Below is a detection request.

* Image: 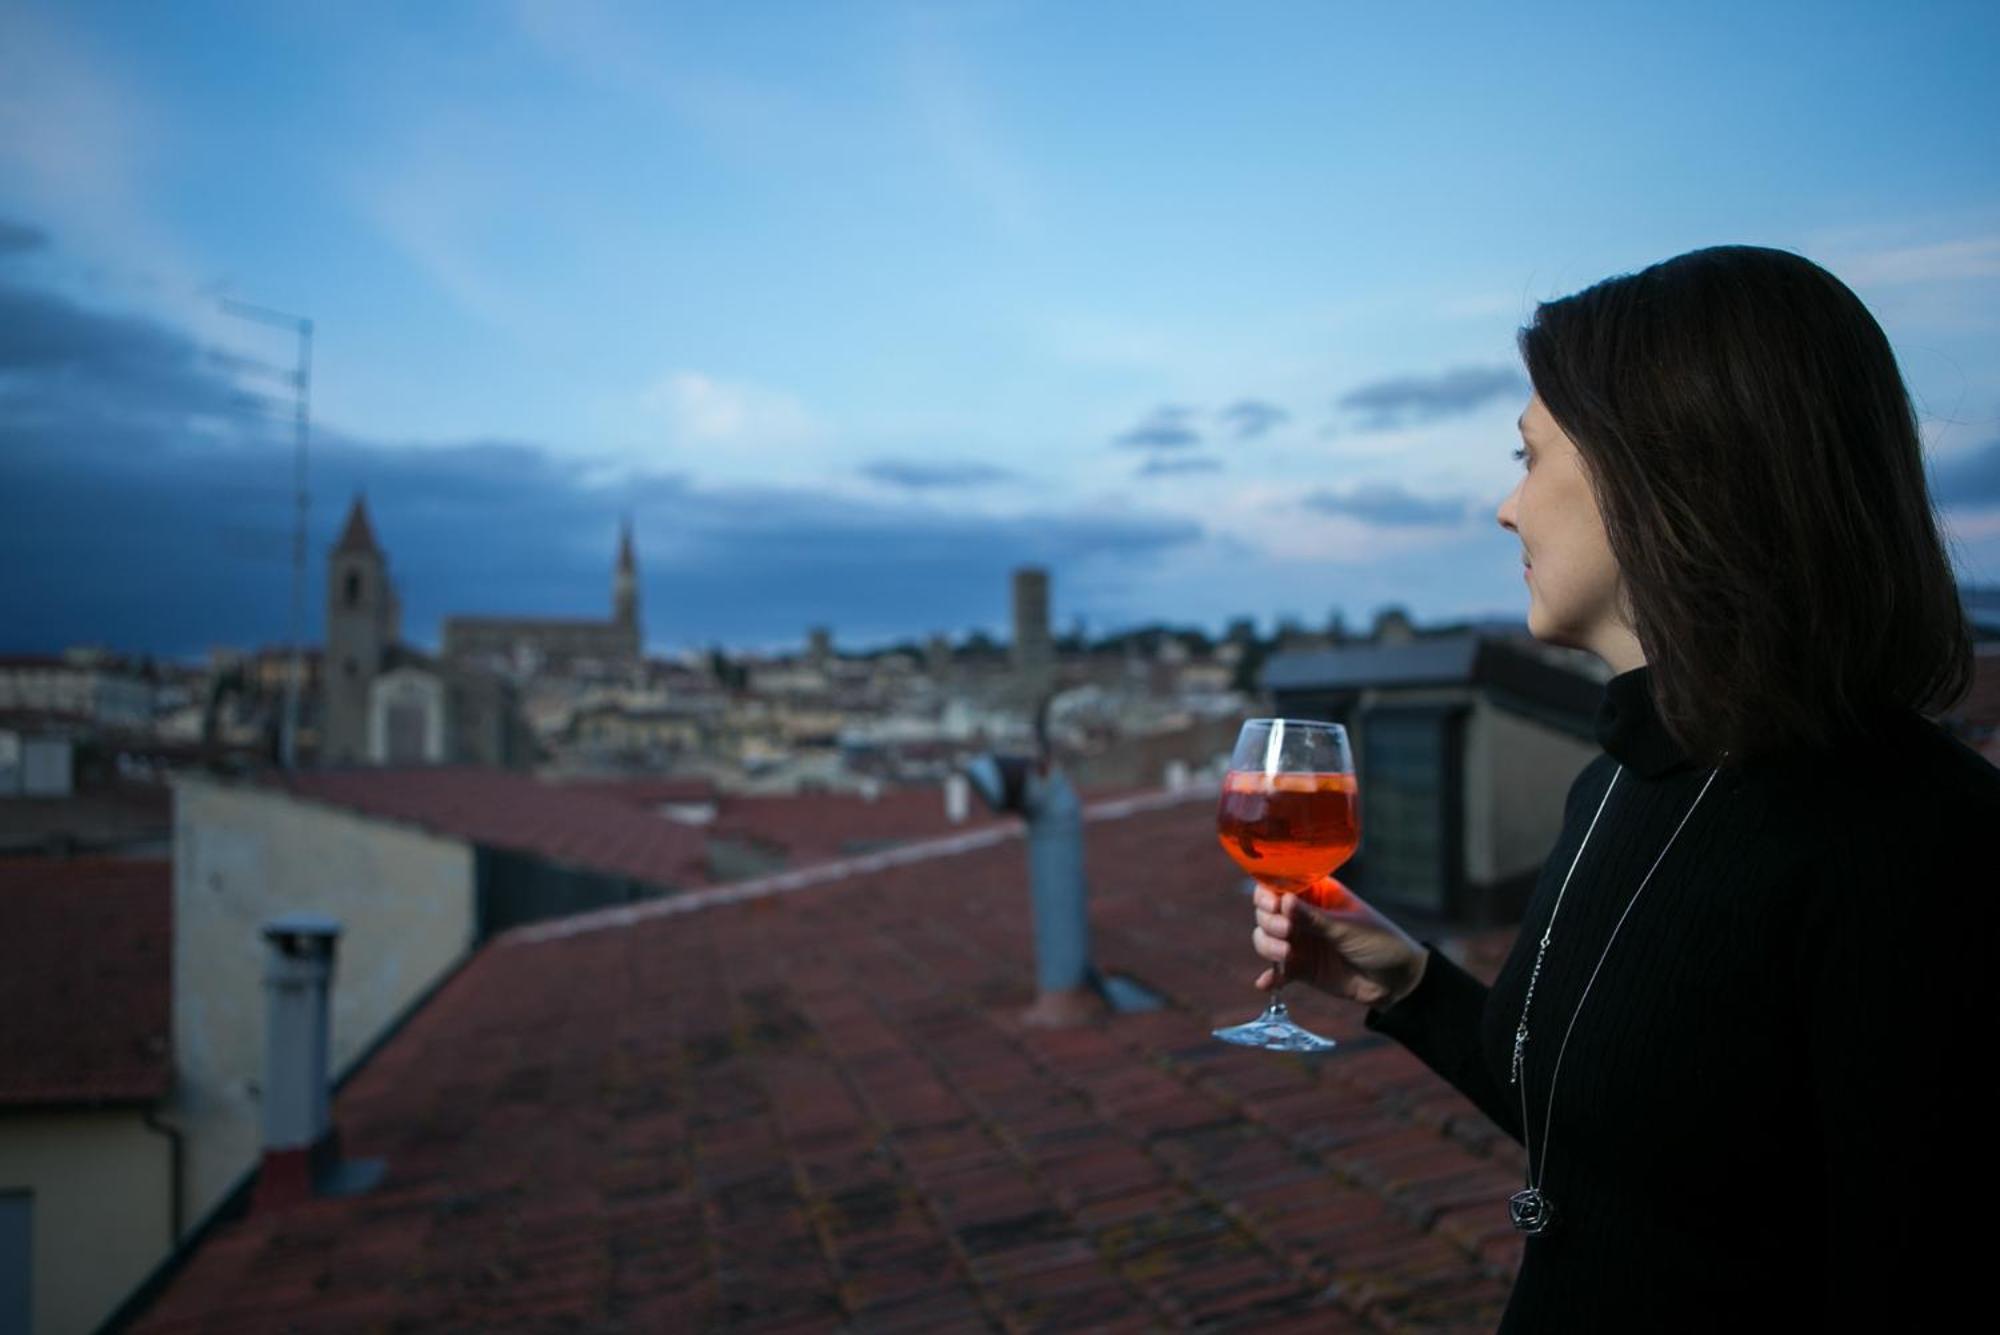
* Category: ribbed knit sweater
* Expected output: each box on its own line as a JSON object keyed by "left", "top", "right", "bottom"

{"left": 1364, "top": 664, "right": 2000, "bottom": 1332}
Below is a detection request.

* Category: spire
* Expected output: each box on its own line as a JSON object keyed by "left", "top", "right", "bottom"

{"left": 617, "top": 516, "right": 636, "bottom": 574}
{"left": 613, "top": 514, "right": 640, "bottom": 634}
{"left": 334, "top": 494, "right": 381, "bottom": 555}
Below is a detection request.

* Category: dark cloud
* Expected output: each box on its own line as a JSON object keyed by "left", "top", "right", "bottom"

{"left": 1931, "top": 439, "right": 2000, "bottom": 509}
{"left": 0, "top": 280, "right": 261, "bottom": 421}
{"left": 1336, "top": 365, "right": 1524, "bottom": 431}
{"left": 1138, "top": 456, "right": 1223, "bottom": 478}
{"left": 0, "top": 219, "right": 50, "bottom": 257}
{"left": 0, "top": 275, "right": 1200, "bottom": 656}
{"left": 1218, "top": 399, "right": 1289, "bottom": 440}
{"left": 860, "top": 458, "right": 1014, "bottom": 489}
{"left": 1113, "top": 404, "right": 1202, "bottom": 451}
{"left": 1304, "top": 484, "right": 1472, "bottom": 528}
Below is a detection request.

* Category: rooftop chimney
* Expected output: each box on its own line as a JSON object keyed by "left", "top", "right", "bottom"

{"left": 254, "top": 915, "right": 383, "bottom": 1210}
{"left": 962, "top": 755, "right": 1162, "bottom": 1026}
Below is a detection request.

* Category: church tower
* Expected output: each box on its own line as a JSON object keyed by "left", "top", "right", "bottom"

{"left": 613, "top": 517, "right": 641, "bottom": 657}
{"left": 324, "top": 495, "right": 395, "bottom": 764}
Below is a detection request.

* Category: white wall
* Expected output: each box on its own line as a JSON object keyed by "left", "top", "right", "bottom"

{"left": 1462, "top": 699, "right": 1599, "bottom": 887}
{"left": 168, "top": 776, "right": 478, "bottom": 1228}
{"left": 367, "top": 667, "right": 446, "bottom": 763}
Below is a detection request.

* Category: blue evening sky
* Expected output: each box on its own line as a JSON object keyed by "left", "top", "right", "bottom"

{"left": 3, "top": 0, "right": 1998, "bottom": 658}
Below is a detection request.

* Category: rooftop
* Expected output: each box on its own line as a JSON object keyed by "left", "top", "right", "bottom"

{"left": 133, "top": 793, "right": 1525, "bottom": 1331}
{"left": 255, "top": 768, "right": 712, "bottom": 890}
{"left": 0, "top": 777, "right": 172, "bottom": 857}
{"left": 0, "top": 857, "right": 172, "bottom": 1107}
{"left": 707, "top": 788, "right": 1013, "bottom": 863}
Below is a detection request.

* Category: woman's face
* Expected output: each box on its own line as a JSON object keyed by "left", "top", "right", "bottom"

{"left": 1497, "top": 394, "right": 1642, "bottom": 669}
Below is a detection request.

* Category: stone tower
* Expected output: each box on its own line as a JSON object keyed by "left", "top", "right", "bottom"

{"left": 1012, "top": 566, "right": 1053, "bottom": 701}
{"left": 323, "top": 496, "right": 396, "bottom": 764}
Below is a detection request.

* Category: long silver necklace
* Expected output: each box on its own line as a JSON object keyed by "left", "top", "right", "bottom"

{"left": 1506, "top": 762, "right": 1721, "bottom": 1235}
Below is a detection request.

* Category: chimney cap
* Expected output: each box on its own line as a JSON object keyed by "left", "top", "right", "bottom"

{"left": 263, "top": 913, "right": 343, "bottom": 954}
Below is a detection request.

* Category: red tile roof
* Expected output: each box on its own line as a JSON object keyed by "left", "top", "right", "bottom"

{"left": 263, "top": 768, "right": 710, "bottom": 889}
{"left": 708, "top": 788, "right": 1012, "bottom": 863}
{"left": 0, "top": 857, "right": 171, "bottom": 1106}
{"left": 134, "top": 791, "right": 1525, "bottom": 1331}
{"left": 548, "top": 775, "right": 720, "bottom": 809}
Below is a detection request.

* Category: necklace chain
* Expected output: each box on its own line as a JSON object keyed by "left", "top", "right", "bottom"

{"left": 1508, "top": 762, "right": 1721, "bottom": 1232}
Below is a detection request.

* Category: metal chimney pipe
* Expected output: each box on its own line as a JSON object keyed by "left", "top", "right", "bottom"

{"left": 944, "top": 772, "right": 971, "bottom": 824}
{"left": 254, "top": 913, "right": 341, "bottom": 1210}
{"left": 963, "top": 754, "right": 1103, "bottom": 1026}
{"left": 1022, "top": 766, "right": 1091, "bottom": 999}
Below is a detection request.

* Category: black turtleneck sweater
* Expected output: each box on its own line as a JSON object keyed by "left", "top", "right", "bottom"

{"left": 1365, "top": 665, "right": 2000, "bottom": 1332}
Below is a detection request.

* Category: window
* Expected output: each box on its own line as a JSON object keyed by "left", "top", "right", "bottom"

{"left": 0, "top": 1191, "right": 29, "bottom": 1335}
{"left": 1359, "top": 708, "right": 1450, "bottom": 913}
{"left": 343, "top": 569, "right": 362, "bottom": 607}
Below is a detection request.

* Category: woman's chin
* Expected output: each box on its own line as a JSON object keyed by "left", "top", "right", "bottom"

{"left": 1523, "top": 610, "right": 1576, "bottom": 651}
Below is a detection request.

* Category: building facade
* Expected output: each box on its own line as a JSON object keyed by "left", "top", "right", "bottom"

{"left": 441, "top": 520, "right": 642, "bottom": 674}
{"left": 319, "top": 497, "right": 534, "bottom": 768}
{"left": 1263, "top": 632, "right": 1605, "bottom": 928}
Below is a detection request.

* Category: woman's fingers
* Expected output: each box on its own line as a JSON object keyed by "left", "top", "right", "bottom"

{"left": 1251, "top": 925, "right": 1289, "bottom": 965}
{"left": 1254, "top": 966, "right": 1277, "bottom": 991}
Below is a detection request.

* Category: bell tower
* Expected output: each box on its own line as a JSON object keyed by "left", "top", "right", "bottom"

{"left": 324, "top": 495, "right": 394, "bottom": 764}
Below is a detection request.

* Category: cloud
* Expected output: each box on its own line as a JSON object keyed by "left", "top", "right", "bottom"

{"left": 901, "top": 10, "right": 1042, "bottom": 238}
{"left": 1335, "top": 365, "right": 1524, "bottom": 431}
{"left": 0, "top": 8, "right": 209, "bottom": 317}
{"left": 0, "top": 278, "right": 263, "bottom": 420}
{"left": 1304, "top": 484, "right": 1473, "bottom": 528}
{"left": 637, "top": 369, "right": 821, "bottom": 450}
{"left": 1138, "top": 456, "right": 1223, "bottom": 478}
{"left": 0, "top": 218, "right": 49, "bottom": 257}
{"left": 861, "top": 458, "right": 1015, "bottom": 489}
{"left": 1218, "top": 399, "right": 1289, "bottom": 440}
{"left": 1931, "top": 438, "right": 2000, "bottom": 509}
{"left": 1831, "top": 236, "right": 2000, "bottom": 287}
{"left": 1113, "top": 405, "right": 1202, "bottom": 451}
{"left": 0, "top": 273, "right": 1199, "bottom": 655}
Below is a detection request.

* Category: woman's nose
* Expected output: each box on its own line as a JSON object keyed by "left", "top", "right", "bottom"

{"left": 1496, "top": 481, "right": 1519, "bottom": 533}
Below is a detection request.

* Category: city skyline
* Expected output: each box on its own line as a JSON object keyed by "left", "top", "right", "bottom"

{"left": 4, "top": 1, "right": 1999, "bottom": 659}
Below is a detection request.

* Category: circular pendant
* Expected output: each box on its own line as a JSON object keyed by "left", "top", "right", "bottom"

{"left": 1508, "top": 1187, "right": 1557, "bottom": 1234}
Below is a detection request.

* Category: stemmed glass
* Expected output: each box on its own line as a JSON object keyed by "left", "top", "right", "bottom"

{"left": 1213, "top": 718, "right": 1360, "bottom": 1052}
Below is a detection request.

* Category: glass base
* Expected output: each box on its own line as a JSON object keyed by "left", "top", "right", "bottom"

{"left": 1211, "top": 999, "right": 1339, "bottom": 1053}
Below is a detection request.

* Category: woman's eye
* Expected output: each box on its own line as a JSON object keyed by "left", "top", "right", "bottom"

{"left": 1511, "top": 446, "right": 1529, "bottom": 467}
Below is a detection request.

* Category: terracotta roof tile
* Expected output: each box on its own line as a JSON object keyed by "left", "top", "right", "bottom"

{"left": 708, "top": 788, "right": 1011, "bottom": 863}
{"left": 263, "top": 767, "right": 710, "bottom": 889}
{"left": 133, "top": 792, "right": 1525, "bottom": 1330}
{"left": 0, "top": 857, "right": 171, "bottom": 1105}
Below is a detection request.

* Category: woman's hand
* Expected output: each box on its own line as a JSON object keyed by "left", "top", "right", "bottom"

{"left": 1251, "top": 877, "right": 1430, "bottom": 1011}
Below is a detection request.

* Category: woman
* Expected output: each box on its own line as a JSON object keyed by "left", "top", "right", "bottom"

{"left": 1250, "top": 245, "right": 1999, "bottom": 1332}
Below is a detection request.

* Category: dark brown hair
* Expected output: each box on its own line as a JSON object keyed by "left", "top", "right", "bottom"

{"left": 1518, "top": 244, "right": 1971, "bottom": 765}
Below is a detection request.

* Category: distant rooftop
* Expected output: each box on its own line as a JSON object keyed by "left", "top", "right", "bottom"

{"left": 1966, "top": 585, "right": 2000, "bottom": 637}
{"left": 1260, "top": 632, "right": 1606, "bottom": 727}
{"left": 255, "top": 767, "right": 712, "bottom": 890}
{"left": 0, "top": 857, "right": 171, "bottom": 1107}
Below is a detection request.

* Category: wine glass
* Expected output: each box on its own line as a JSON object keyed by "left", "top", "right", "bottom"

{"left": 1213, "top": 717, "right": 1360, "bottom": 1052}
